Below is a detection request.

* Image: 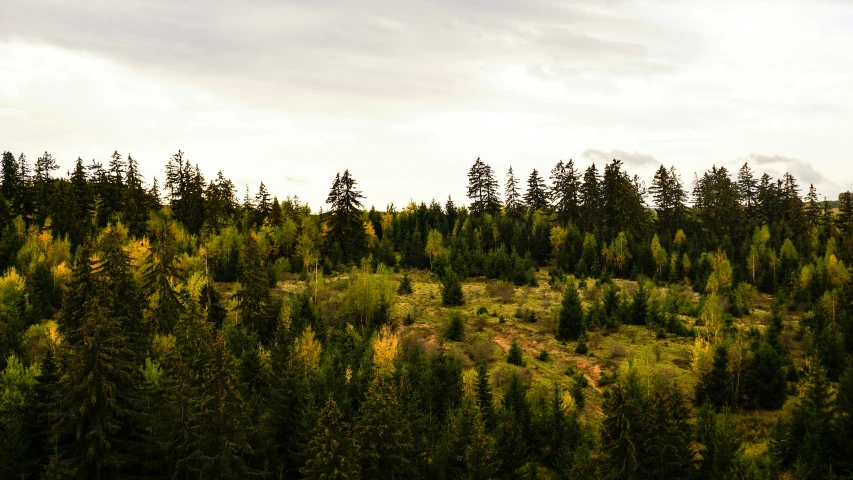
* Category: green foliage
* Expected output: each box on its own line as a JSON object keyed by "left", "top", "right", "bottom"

{"left": 440, "top": 267, "right": 465, "bottom": 307}
{"left": 397, "top": 271, "right": 413, "bottom": 295}
{"left": 557, "top": 280, "right": 585, "bottom": 341}
{"left": 301, "top": 397, "right": 361, "bottom": 480}
{"left": 354, "top": 375, "right": 414, "bottom": 479}
{"left": 443, "top": 312, "right": 465, "bottom": 342}
{"left": 506, "top": 340, "right": 525, "bottom": 366}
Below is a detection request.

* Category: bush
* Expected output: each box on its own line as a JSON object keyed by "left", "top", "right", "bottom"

{"left": 485, "top": 280, "right": 515, "bottom": 303}
{"left": 609, "top": 340, "right": 627, "bottom": 358}
{"left": 514, "top": 307, "right": 537, "bottom": 323}
{"left": 498, "top": 315, "right": 506, "bottom": 324}
{"left": 403, "top": 312, "right": 415, "bottom": 326}
{"left": 575, "top": 339, "right": 589, "bottom": 355}
{"left": 506, "top": 339, "right": 525, "bottom": 366}
{"left": 598, "top": 371, "right": 618, "bottom": 387}
{"left": 476, "top": 306, "right": 489, "bottom": 316}
{"left": 443, "top": 312, "right": 465, "bottom": 341}
{"left": 537, "top": 349, "right": 550, "bottom": 362}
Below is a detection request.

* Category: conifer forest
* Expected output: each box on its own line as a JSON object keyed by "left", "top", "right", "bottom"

{"left": 2, "top": 149, "right": 853, "bottom": 480}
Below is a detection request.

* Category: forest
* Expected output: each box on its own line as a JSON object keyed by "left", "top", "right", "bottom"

{"left": 0, "top": 149, "right": 851, "bottom": 479}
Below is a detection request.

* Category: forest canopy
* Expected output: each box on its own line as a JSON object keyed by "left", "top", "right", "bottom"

{"left": 0, "top": 149, "right": 852, "bottom": 479}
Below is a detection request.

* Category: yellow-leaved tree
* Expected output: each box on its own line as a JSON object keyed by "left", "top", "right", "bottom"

{"left": 372, "top": 324, "right": 400, "bottom": 372}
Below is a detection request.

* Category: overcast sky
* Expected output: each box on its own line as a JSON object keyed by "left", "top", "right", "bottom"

{"left": 2, "top": 0, "right": 852, "bottom": 210}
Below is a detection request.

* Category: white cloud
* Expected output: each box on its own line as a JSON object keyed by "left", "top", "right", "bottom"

{"left": 2, "top": 0, "right": 852, "bottom": 206}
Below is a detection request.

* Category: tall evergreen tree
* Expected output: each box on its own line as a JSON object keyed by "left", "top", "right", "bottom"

{"left": 467, "top": 158, "right": 501, "bottom": 215}
{"left": 234, "top": 233, "right": 273, "bottom": 339}
{"left": 550, "top": 159, "right": 581, "bottom": 224}
{"left": 557, "top": 281, "right": 585, "bottom": 341}
{"left": 354, "top": 375, "right": 414, "bottom": 479}
{"left": 523, "top": 169, "right": 549, "bottom": 212}
{"left": 505, "top": 166, "right": 523, "bottom": 218}
{"left": 301, "top": 397, "right": 361, "bottom": 480}
{"left": 46, "top": 296, "right": 141, "bottom": 479}
{"left": 326, "top": 170, "right": 366, "bottom": 263}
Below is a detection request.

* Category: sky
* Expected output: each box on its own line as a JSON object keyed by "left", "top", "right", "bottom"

{"left": 2, "top": 0, "right": 852, "bottom": 210}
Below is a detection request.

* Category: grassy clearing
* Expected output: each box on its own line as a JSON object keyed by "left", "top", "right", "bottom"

{"left": 261, "top": 268, "right": 804, "bottom": 453}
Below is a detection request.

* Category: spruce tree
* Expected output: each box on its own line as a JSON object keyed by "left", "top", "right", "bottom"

{"left": 695, "top": 345, "right": 731, "bottom": 409}
{"left": 301, "top": 397, "right": 361, "bottom": 480}
{"left": 354, "top": 374, "right": 414, "bottom": 479}
{"left": 579, "top": 163, "right": 602, "bottom": 232}
{"left": 467, "top": 158, "right": 501, "bottom": 215}
{"left": 46, "top": 297, "right": 141, "bottom": 478}
{"left": 550, "top": 159, "right": 581, "bottom": 224}
{"left": 326, "top": 170, "right": 366, "bottom": 263}
{"left": 696, "top": 404, "right": 742, "bottom": 479}
{"left": 506, "top": 340, "right": 525, "bottom": 366}
{"left": 557, "top": 281, "right": 584, "bottom": 341}
{"left": 142, "top": 215, "right": 186, "bottom": 333}
{"left": 505, "top": 166, "right": 523, "bottom": 218}
{"left": 440, "top": 267, "right": 465, "bottom": 307}
{"left": 523, "top": 169, "right": 549, "bottom": 212}
{"left": 397, "top": 271, "right": 413, "bottom": 295}
{"left": 475, "top": 363, "right": 496, "bottom": 429}
{"left": 234, "top": 233, "right": 273, "bottom": 339}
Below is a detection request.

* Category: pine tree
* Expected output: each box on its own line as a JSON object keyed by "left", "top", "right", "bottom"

{"left": 46, "top": 296, "right": 141, "bottom": 478}
{"left": 696, "top": 404, "right": 742, "bottom": 479}
{"left": 695, "top": 345, "right": 731, "bottom": 409}
{"left": 476, "top": 363, "right": 496, "bottom": 430}
{"left": 326, "top": 170, "right": 366, "bottom": 263}
{"left": 505, "top": 166, "right": 522, "bottom": 218}
{"left": 234, "top": 233, "right": 273, "bottom": 339}
{"left": 467, "top": 158, "right": 501, "bottom": 215}
{"left": 354, "top": 374, "right": 414, "bottom": 479}
{"left": 770, "top": 357, "right": 836, "bottom": 478}
{"left": 557, "top": 281, "right": 584, "bottom": 341}
{"left": 803, "top": 183, "right": 820, "bottom": 227}
{"left": 142, "top": 215, "right": 186, "bottom": 333}
{"left": 579, "top": 163, "right": 602, "bottom": 232}
{"left": 301, "top": 397, "right": 361, "bottom": 480}
{"left": 254, "top": 182, "right": 272, "bottom": 225}
{"left": 737, "top": 163, "right": 758, "bottom": 221}
{"left": 838, "top": 191, "right": 853, "bottom": 234}
{"left": 95, "top": 225, "right": 148, "bottom": 353}
{"left": 550, "top": 159, "right": 581, "bottom": 224}
{"left": 650, "top": 164, "right": 687, "bottom": 232}
{"left": 1, "top": 151, "right": 19, "bottom": 201}
{"left": 523, "top": 169, "right": 549, "bottom": 212}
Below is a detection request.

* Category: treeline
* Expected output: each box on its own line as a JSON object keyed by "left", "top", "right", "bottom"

{"left": 0, "top": 149, "right": 851, "bottom": 478}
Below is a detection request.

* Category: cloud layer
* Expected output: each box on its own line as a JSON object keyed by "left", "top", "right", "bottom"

{"left": 2, "top": 0, "right": 852, "bottom": 206}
